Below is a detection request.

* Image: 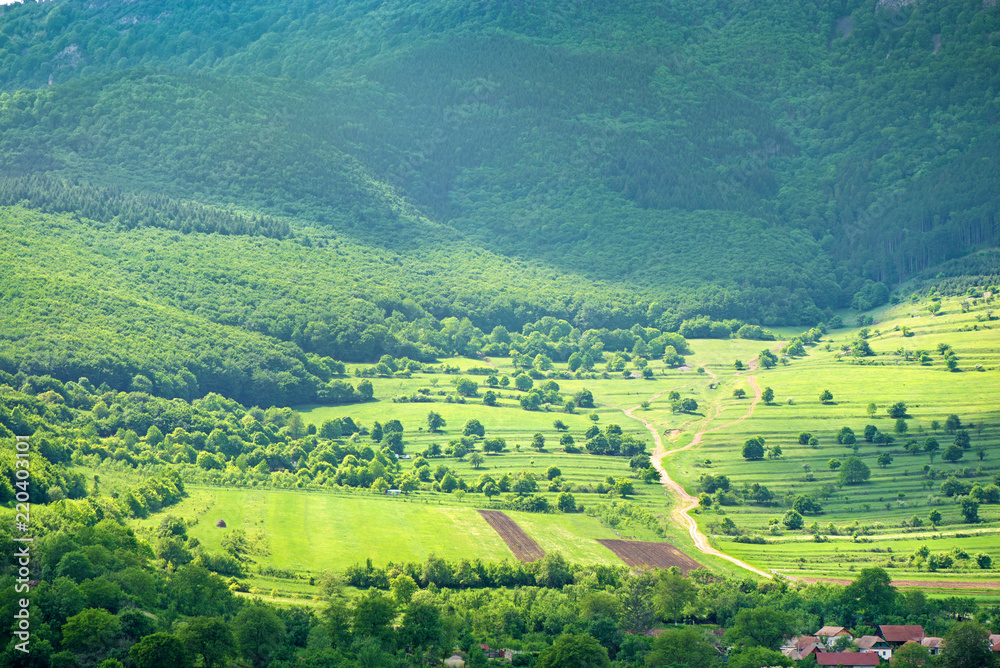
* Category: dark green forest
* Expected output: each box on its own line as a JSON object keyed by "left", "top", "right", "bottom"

{"left": 0, "top": 0, "right": 996, "bottom": 297}
{"left": 0, "top": 206, "right": 712, "bottom": 405}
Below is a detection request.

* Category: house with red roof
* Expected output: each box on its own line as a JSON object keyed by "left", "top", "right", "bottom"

{"left": 878, "top": 625, "right": 925, "bottom": 647}
{"left": 816, "top": 652, "right": 880, "bottom": 667}
{"left": 781, "top": 635, "right": 826, "bottom": 661}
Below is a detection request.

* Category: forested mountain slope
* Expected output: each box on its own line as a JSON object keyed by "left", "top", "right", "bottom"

{"left": 0, "top": 0, "right": 998, "bottom": 401}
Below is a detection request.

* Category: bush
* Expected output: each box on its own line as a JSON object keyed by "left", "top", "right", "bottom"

{"left": 782, "top": 510, "right": 804, "bottom": 530}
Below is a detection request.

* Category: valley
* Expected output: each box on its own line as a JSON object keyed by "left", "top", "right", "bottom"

{"left": 2, "top": 0, "right": 1000, "bottom": 665}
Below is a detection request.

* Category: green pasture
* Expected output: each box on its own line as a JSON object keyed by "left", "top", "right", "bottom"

{"left": 130, "top": 484, "right": 631, "bottom": 572}
{"left": 305, "top": 359, "right": 682, "bottom": 440}
{"left": 503, "top": 511, "right": 633, "bottom": 565}
{"left": 296, "top": 359, "right": 693, "bottom": 507}
{"left": 663, "top": 296, "right": 1000, "bottom": 580}
{"left": 720, "top": 528, "right": 1000, "bottom": 577}
{"left": 718, "top": 531, "right": 1000, "bottom": 599}
{"left": 133, "top": 486, "right": 509, "bottom": 570}
{"left": 292, "top": 342, "right": 801, "bottom": 578}
{"left": 134, "top": 296, "right": 1000, "bottom": 585}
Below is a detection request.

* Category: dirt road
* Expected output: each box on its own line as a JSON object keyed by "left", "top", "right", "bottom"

{"left": 623, "top": 362, "right": 772, "bottom": 578}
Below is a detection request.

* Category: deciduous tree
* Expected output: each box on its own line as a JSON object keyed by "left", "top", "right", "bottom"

{"left": 783, "top": 510, "right": 803, "bottom": 530}
{"left": 890, "top": 642, "right": 933, "bottom": 668}
{"left": 838, "top": 457, "right": 871, "bottom": 485}
{"left": 840, "top": 567, "right": 898, "bottom": 624}
{"left": 742, "top": 436, "right": 765, "bottom": 460}
{"left": 536, "top": 633, "right": 610, "bottom": 668}
{"left": 400, "top": 599, "right": 444, "bottom": 653}
{"left": 62, "top": 608, "right": 121, "bottom": 653}
{"left": 455, "top": 377, "right": 478, "bottom": 396}
{"left": 647, "top": 627, "right": 719, "bottom": 667}
{"left": 940, "top": 621, "right": 996, "bottom": 668}
{"left": 724, "top": 606, "right": 794, "bottom": 651}
{"left": 234, "top": 605, "right": 286, "bottom": 668}
{"left": 178, "top": 617, "right": 235, "bottom": 668}
{"left": 557, "top": 491, "right": 576, "bottom": 513}
{"left": 654, "top": 569, "right": 696, "bottom": 626}
{"left": 728, "top": 647, "right": 792, "bottom": 668}
{"left": 462, "top": 418, "right": 484, "bottom": 438}
{"left": 426, "top": 411, "right": 445, "bottom": 433}
{"left": 961, "top": 497, "right": 980, "bottom": 523}
{"left": 130, "top": 633, "right": 193, "bottom": 668}
{"left": 888, "top": 401, "right": 908, "bottom": 418}
{"left": 942, "top": 444, "right": 964, "bottom": 462}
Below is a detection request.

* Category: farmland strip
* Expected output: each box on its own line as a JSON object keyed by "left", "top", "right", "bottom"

{"left": 478, "top": 510, "right": 545, "bottom": 562}
{"left": 598, "top": 539, "right": 702, "bottom": 572}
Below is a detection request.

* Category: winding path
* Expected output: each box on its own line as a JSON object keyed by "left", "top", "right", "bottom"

{"left": 623, "top": 361, "right": 772, "bottom": 577}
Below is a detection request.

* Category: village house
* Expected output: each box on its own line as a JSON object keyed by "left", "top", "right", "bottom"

{"left": 920, "top": 637, "right": 945, "bottom": 655}
{"left": 856, "top": 635, "right": 893, "bottom": 660}
{"left": 816, "top": 652, "right": 880, "bottom": 667}
{"left": 815, "top": 626, "right": 853, "bottom": 648}
{"left": 781, "top": 635, "right": 826, "bottom": 661}
{"left": 878, "top": 625, "right": 925, "bottom": 648}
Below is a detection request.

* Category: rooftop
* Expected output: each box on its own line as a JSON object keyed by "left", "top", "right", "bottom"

{"left": 817, "top": 653, "right": 881, "bottom": 666}
{"left": 856, "top": 635, "right": 890, "bottom": 649}
{"left": 879, "top": 625, "right": 925, "bottom": 643}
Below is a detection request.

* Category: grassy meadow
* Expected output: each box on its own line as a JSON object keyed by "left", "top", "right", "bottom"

{"left": 664, "top": 295, "right": 1000, "bottom": 588}
{"left": 122, "top": 293, "right": 999, "bottom": 592}
{"left": 114, "top": 338, "right": 765, "bottom": 590}
{"left": 128, "top": 484, "right": 628, "bottom": 576}
{"left": 288, "top": 340, "right": 790, "bottom": 577}
{"left": 132, "top": 485, "right": 513, "bottom": 569}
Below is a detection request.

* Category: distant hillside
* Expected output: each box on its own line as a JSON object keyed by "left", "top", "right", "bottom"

{"left": 0, "top": 0, "right": 996, "bottom": 333}
{"left": 0, "top": 205, "right": 700, "bottom": 405}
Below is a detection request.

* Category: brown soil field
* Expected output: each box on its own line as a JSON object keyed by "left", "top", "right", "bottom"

{"left": 800, "top": 576, "right": 1000, "bottom": 590}
{"left": 598, "top": 539, "right": 702, "bottom": 572}
{"left": 478, "top": 510, "right": 545, "bottom": 562}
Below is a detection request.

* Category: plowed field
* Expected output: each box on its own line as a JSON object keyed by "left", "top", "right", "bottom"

{"left": 478, "top": 510, "right": 545, "bottom": 562}
{"left": 598, "top": 539, "right": 702, "bottom": 572}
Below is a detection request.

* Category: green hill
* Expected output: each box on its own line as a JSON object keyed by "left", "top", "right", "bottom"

{"left": 0, "top": 0, "right": 998, "bottom": 401}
